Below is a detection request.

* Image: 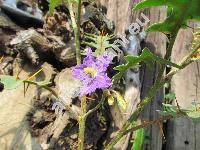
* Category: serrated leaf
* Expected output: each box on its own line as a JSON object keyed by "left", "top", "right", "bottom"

{"left": 165, "top": 92, "right": 176, "bottom": 101}
{"left": 0, "top": 75, "right": 23, "bottom": 90}
{"left": 84, "top": 33, "right": 115, "bottom": 57}
{"left": 112, "top": 48, "right": 181, "bottom": 83}
{"left": 48, "top": 0, "right": 78, "bottom": 15}
{"left": 133, "top": 0, "right": 200, "bottom": 34}
{"left": 162, "top": 103, "right": 178, "bottom": 112}
{"left": 48, "top": 0, "right": 62, "bottom": 15}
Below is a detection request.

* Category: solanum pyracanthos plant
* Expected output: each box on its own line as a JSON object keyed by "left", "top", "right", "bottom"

{"left": 1, "top": 0, "right": 200, "bottom": 150}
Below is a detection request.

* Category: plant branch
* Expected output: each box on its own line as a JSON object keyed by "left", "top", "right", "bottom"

{"left": 164, "top": 43, "right": 200, "bottom": 81}
{"left": 78, "top": 96, "right": 87, "bottom": 150}
{"left": 124, "top": 115, "right": 174, "bottom": 136}
{"left": 67, "top": 0, "right": 82, "bottom": 64}
{"left": 84, "top": 96, "right": 105, "bottom": 118}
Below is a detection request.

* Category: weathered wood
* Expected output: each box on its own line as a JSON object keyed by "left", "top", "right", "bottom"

{"left": 166, "top": 23, "right": 200, "bottom": 150}
{"left": 100, "top": 1, "right": 166, "bottom": 150}
{"left": 99, "top": 1, "right": 142, "bottom": 149}
{"left": 140, "top": 7, "right": 167, "bottom": 150}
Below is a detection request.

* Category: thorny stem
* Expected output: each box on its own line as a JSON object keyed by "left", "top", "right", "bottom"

{"left": 78, "top": 95, "right": 106, "bottom": 150}
{"left": 165, "top": 43, "right": 200, "bottom": 81}
{"left": 84, "top": 96, "right": 105, "bottom": 118}
{"left": 67, "top": 0, "right": 82, "bottom": 64}
{"left": 105, "top": 28, "right": 180, "bottom": 149}
{"left": 78, "top": 96, "right": 87, "bottom": 150}
{"left": 124, "top": 114, "right": 180, "bottom": 136}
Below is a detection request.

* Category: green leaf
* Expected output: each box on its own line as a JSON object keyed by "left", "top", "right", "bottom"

{"left": 112, "top": 90, "right": 127, "bottom": 111}
{"left": 112, "top": 48, "right": 181, "bottom": 83}
{"left": 187, "top": 111, "right": 200, "bottom": 119}
{"left": 48, "top": 0, "right": 62, "bottom": 15}
{"left": 157, "top": 103, "right": 179, "bottom": 116}
{"left": 83, "top": 33, "right": 115, "bottom": 57}
{"left": 165, "top": 92, "right": 176, "bottom": 101}
{"left": 0, "top": 75, "right": 23, "bottom": 90}
{"left": 133, "top": 0, "right": 200, "bottom": 34}
{"left": 0, "top": 75, "right": 51, "bottom": 91}
{"left": 48, "top": 0, "right": 78, "bottom": 15}
{"left": 185, "top": 102, "right": 200, "bottom": 119}
{"left": 132, "top": 128, "right": 145, "bottom": 150}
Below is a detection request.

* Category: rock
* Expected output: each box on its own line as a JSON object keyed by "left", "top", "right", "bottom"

{"left": 0, "top": 10, "right": 21, "bottom": 30}
{"left": 55, "top": 68, "right": 81, "bottom": 106}
{"left": 54, "top": 38, "right": 76, "bottom": 66}
{"left": 1, "top": 0, "right": 44, "bottom": 28}
{"left": 0, "top": 63, "right": 42, "bottom": 149}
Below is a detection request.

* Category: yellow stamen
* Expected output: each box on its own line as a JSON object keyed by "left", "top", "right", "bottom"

{"left": 84, "top": 67, "right": 97, "bottom": 77}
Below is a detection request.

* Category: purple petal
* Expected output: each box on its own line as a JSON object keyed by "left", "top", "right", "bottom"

{"left": 96, "top": 53, "right": 113, "bottom": 72}
{"left": 72, "top": 49, "right": 113, "bottom": 96}
{"left": 94, "top": 74, "right": 112, "bottom": 89}
{"left": 97, "top": 53, "right": 113, "bottom": 65}
{"left": 72, "top": 64, "right": 88, "bottom": 81}
{"left": 80, "top": 78, "right": 96, "bottom": 95}
{"left": 83, "top": 48, "right": 95, "bottom": 68}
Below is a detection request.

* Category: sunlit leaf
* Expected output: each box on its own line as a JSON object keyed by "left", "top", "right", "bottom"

{"left": 0, "top": 75, "right": 23, "bottom": 90}
{"left": 133, "top": 0, "right": 200, "bottom": 34}
{"left": 0, "top": 75, "right": 51, "bottom": 93}
{"left": 157, "top": 102, "right": 200, "bottom": 120}
{"left": 112, "top": 48, "right": 181, "bottom": 83}
{"left": 83, "top": 33, "right": 115, "bottom": 57}
{"left": 48, "top": 0, "right": 78, "bottom": 15}
{"left": 165, "top": 93, "right": 176, "bottom": 101}
{"left": 49, "top": 0, "right": 62, "bottom": 15}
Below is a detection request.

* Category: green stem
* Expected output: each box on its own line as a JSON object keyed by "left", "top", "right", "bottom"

{"left": 67, "top": 0, "right": 82, "bottom": 64}
{"left": 84, "top": 96, "right": 105, "bottom": 118}
{"left": 105, "top": 29, "right": 179, "bottom": 150}
{"left": 124, "top": 114, "right": 176, "bottom": 136}
{"left": 78, "top": 96, "right": 87, "bottom": 150}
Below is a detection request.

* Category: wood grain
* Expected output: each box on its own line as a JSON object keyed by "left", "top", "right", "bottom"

{"left": 166, "top": 23, "right": 200, "bottom": 150}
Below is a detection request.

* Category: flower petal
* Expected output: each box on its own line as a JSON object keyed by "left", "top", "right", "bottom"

{"left": 96, "top": 53, "right": 113, "bottom": 72}
{"left": 72, "top": 64, "right": 88, "bottom": 81}
{"left": 72, "top": 48, "right": 113, "bottom": 96}
{"left": 94, "top": 74, "right": 112, "bottom": 89}
{"left": 80, "top": 78, "right": 96, "bottom": 95}
{"left": 83, "top": 48, "right": 95, "bottom": 68}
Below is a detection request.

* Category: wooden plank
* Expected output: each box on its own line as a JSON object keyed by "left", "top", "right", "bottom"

{"left": 140, "top": 7, "right": 167, "bottom": 150}
{"left": 100, "top": 1, "right": 167, "bottom": 149}
{"left": 100, "top": 1, "right": 141, "bottom": 149}
{"left": 166, "top": 23, "right": 200, "bottom": 150}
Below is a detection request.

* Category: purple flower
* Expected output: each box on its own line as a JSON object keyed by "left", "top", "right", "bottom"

{"left": 72, "top": 48, "right": 113, "bottom": 96}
